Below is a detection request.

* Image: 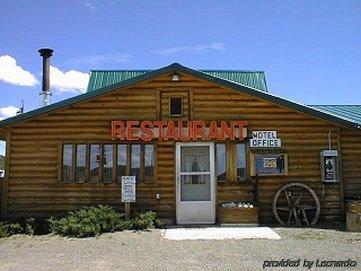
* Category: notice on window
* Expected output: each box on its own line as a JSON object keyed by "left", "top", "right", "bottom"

{"left": 250, "top": 131, "right": 282, "bottom": 148}
{"left": 122, "top": 176, "right": 136, "bottom": 202}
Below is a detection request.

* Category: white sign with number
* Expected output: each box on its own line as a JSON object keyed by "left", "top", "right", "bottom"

{"left": 122, "top": 176, "right": 136, "bottom": 202}
{"left": 250, "top": 131, "right": 282, "bottom": 148}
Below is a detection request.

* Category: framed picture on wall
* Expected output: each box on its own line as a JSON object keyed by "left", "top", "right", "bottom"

{"left": 250, "top": 150, "right": 288, "bottom": 176}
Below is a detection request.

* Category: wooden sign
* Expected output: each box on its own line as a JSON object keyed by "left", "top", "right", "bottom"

{"left": 121, "top": 176, "right": 136, "bottom": 203}
{"left": 111, "top": 120, "right": 247, "bottom": 141}
{"left": 250, "top": 131, "right": 281, "bottom": 148}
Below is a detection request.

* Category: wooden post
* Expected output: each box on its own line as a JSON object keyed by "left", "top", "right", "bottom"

{"left": 125, "top": 202, "right": 130, "bottom": 219}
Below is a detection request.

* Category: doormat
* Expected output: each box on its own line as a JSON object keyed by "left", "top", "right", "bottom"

{"left": 162, "top": 227, "right": 281, "bottom": 240}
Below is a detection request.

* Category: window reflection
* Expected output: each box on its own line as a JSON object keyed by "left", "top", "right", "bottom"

{"left": 236, "top": 143, "right": 246, "bottom": 181}
{"left": 216, "top": 143, "right": 226, "bottom": 181}
{"left": 144, "top": 144, "right": 154, "bottom": 182}
{"left": 131, "top": 144, "right": 141, "bottom": 182}
{"left": 75, "top": 144, "right": 86, "bottom": 182}
{"left": 89, "top": 144, "right": 101, "bottom": 182}
{"left": 62, "top": 144, "right": 73, "bottom": 183}
{"left": 117, "top": 144, "right": 127, "bottom": 182}
{"left": 103, "top": 144, "right": 113, "bottom": 183}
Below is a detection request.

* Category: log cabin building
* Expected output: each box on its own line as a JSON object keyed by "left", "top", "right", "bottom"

{"left": 1, "top": 58, "right": 361, "bottom": 225}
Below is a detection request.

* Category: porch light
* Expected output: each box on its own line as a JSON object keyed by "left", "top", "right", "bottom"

{"left": 171, "top": 72, "right": 180, "bottom": 82}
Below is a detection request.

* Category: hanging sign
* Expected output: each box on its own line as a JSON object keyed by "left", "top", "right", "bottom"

{"left": 250, "top": 131, "right": 282, "bottom": 148}
{"left": 111, "top": 120, "right": 247, "bottom": 142}
{"left": 121, "top": 176, "right": 136, "bottom": 202}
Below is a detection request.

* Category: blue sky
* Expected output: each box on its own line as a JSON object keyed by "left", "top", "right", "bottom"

{"left": 0, "top": 0, "right": 361, "bottom": 154}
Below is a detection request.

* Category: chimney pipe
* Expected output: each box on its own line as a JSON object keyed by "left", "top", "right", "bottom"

{"left": 38, "top": 48, "right": 53, "bottom": 107}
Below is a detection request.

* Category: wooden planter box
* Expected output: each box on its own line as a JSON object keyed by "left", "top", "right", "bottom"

{"left": 219, "top": 207, "right": 259, "bottom": 224}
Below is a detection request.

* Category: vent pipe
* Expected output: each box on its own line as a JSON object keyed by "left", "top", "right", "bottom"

{"left": 38, "top": 48, "right": 53, "bottom": 107}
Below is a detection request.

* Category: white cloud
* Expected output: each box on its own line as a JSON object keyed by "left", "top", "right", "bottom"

{"left": 0, "top": 105, "right": 19, "bottom": 120}
{"left": 82, "top": 0, "right": 96, "bottom": 12}
{"left": 50, "top": 66, "right": 90, "bottom": 94}
{"left": 153, "top": 42, "right": 226, "bottom": 56}
{"left": 69, "top": 54, "right": 131, "bottom": 66}
{"left": 0, "top": 55, "right": 38, "bottom": 86}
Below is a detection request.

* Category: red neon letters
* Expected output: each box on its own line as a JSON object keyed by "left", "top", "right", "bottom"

{"left": 111, "top": 120, "right": 247, "bottom": 141}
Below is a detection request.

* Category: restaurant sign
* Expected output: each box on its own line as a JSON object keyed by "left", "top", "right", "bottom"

{"left": 250, "top": 131, "right": 282, "bottom": 148}
{"left": 111, "top": 120, "right": 247, "bottom": 141}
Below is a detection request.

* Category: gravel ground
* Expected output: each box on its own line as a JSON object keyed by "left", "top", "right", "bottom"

{"left": 0, "top": 227, "right": 360, "bottom": 271}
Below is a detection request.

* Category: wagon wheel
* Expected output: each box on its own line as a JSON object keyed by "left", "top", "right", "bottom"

{"left": 272, "top": 183, "right": 321, "bottom": 227}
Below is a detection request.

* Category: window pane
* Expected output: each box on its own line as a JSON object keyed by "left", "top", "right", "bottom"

{"left": 117, "top": 144, "right": 127, "bottom": 182}
{"left": 181, "top": 146, "right": 210, "bottom": 172}
{"left": 181, "top": 175, "right": 210, "bottom": 201}
{"left": 130, "top": 144, "right": 141, "bottom": 182}
{"left": 89, "top": 144, "right": 101, "bottom": 182}
{"left": 75, "top": 144, "right": 86, "bottom": 182}
{"left": 216, "top": 144, "right": 226, "bottom": 181}
{"left": 144, "top": 144, "right": 154, "bottom": 182}
{"left": 62, "top": 144, "right": 73, "bottom": 182}
{"left": 236, "top": 143, "right": 246, "bottom": 181}
{"left": 170, "top": 97, "right": 182, "bottom": 116}
{"left": 103, "top": 144, "right": 113, "bottom": 183}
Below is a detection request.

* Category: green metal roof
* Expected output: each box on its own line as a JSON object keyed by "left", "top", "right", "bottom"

{"left": 0, "top": 63, "right": 360, "bottom": 131}
{"left": 87, "top": 70, "right": 268, "bottom": 92}
{"left": 309, "top": 105, "right": 361, "bottom": 126}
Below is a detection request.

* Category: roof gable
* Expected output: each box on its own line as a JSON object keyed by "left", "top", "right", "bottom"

{"left": 0, "top": 63, "right": 360, "bottom": 130}
{"left": 87, "top": 69, "right": 268, "bottom": 92}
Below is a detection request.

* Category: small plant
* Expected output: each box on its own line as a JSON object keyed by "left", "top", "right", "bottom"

{"left": 0, "top": 222, "right": 23, "bottom": 238}
{"left": 132, "top": 211, "right": 163, "bottom": 230}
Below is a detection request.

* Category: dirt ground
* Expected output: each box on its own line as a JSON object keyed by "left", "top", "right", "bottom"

{"left": 0, "top": 227, "right": 360, "bottom": 271}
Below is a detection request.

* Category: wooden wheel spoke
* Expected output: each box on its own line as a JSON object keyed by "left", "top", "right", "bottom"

{"left": 295, "top": 191, "right": 304, "bottom": 204}
{"left": 284, "top": 190, "right": 291, "bottom": 205}
{"left": 276, "top": 206, "right": 290, "bottom": 211}
{"left": 292, "top": 208, "right": 301, "bottom": 226}
{"left": 300, "top": 205, "right": 317, "bottom": 210}
{"left": 301, "top": 209, "right": 310, "bottom": 226}
{"left": 286, "top": 210, "right": 292, "bottom": 226}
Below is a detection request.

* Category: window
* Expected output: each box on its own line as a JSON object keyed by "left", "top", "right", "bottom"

{"left": 236, "top": 143, "right": 247, "bottom": 181}
{"left": 75, "top": 144, "right": 86, "bottom": 182}
{"left": 116, "top": 144, "right": 127, "bottom": 182}
{"left": 130, "top": 144, "right": 141, "bottom": 182}
{"left": 144, "top": 144, "right": 154, "bottom": 182}
{"left": 214, "top": 142, "right": 248, "bottom": 182}
{"left": 89, "top": 144, "right": 101, "bottom": 183}
{"left": 62, "top": 144, "right": 73, "bottom": 183}
{"left": 61, "top": 143, "right": 155, "bottom": 183}
{"left": 103, "top": 144, "right": 113, "bottom": 183}
{"left": 169, "top": 97, "right": 183, "bottom": 116}
{"left": 215, "top": 143, "right": 226, "bottom": 182}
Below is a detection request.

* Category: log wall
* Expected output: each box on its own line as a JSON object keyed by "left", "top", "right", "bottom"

{"left": 2, "top": 72, "right": 360, "bottom": 223}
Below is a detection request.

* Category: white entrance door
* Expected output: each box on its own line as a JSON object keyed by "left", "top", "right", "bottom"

{"left": 176, "top": 142, "right": 215, "bottom": 224}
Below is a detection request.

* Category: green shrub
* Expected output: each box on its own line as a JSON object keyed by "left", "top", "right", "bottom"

{"left": 132, "top": 211, "right": 163, "bottom": 230}
{"left": 0, "top": 222, "right": 23, "bottom": 238}
{"left": 1, "top": 205, "right": 163, "bottom": 239}
{"left": 48, "top": 205, "right": 127, "bottom": 238}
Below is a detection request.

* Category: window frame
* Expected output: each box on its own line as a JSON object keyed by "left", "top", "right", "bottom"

{"left": 59, "top": 142, "right": 156, "bottom": 184}
{"left": 169, "top": 96, "right": 183, "bottom": 117}
{"left": 214, "top": 141, "right": 248, "bottom": 183}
